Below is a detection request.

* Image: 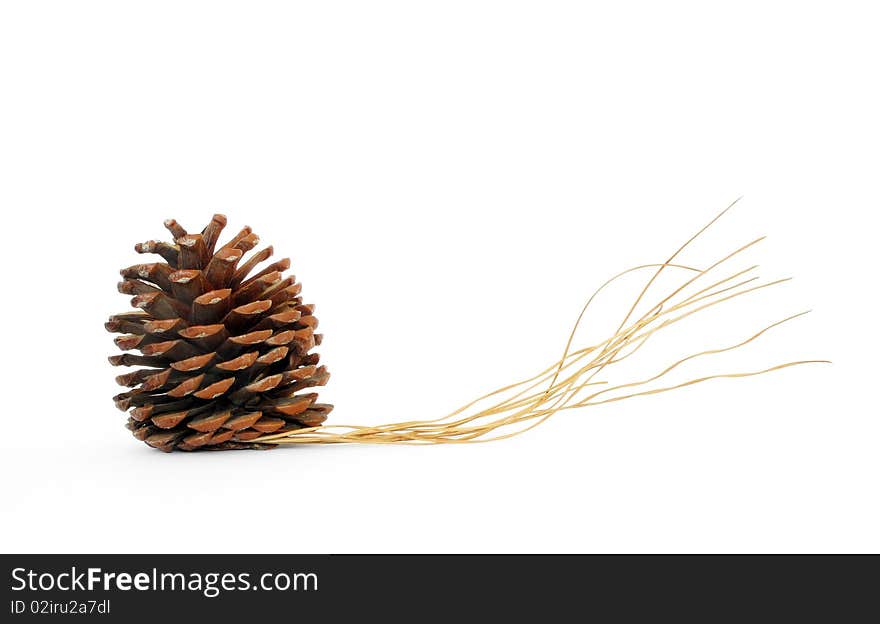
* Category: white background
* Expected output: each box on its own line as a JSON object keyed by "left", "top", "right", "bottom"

{"left": 0, "top": 1, "right": 876, "bottom": 554}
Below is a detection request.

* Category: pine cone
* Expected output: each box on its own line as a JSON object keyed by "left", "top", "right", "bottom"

{"left": 106, "top": 215, "right": 332, "bottom": 451}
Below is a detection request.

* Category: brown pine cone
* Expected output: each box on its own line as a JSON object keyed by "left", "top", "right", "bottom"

{"left": 106, "top": 215, "right": 332, "bottom": 451}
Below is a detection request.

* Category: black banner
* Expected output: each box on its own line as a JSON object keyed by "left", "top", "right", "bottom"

{"left": 1, "top": 554, "right": 875, "bottom": 621}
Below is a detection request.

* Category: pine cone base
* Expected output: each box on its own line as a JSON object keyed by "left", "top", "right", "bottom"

{"left": 107, "top": 215, "right": 332, "bottom": 452}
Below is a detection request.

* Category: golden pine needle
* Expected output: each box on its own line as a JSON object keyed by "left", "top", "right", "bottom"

{"left": 255, "top": 205, "right": 828, "bottom": 446}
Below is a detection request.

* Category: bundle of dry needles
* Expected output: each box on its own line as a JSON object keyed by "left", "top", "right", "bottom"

{"left": 253, "top": 201, "right": 828, "bottom": 446}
